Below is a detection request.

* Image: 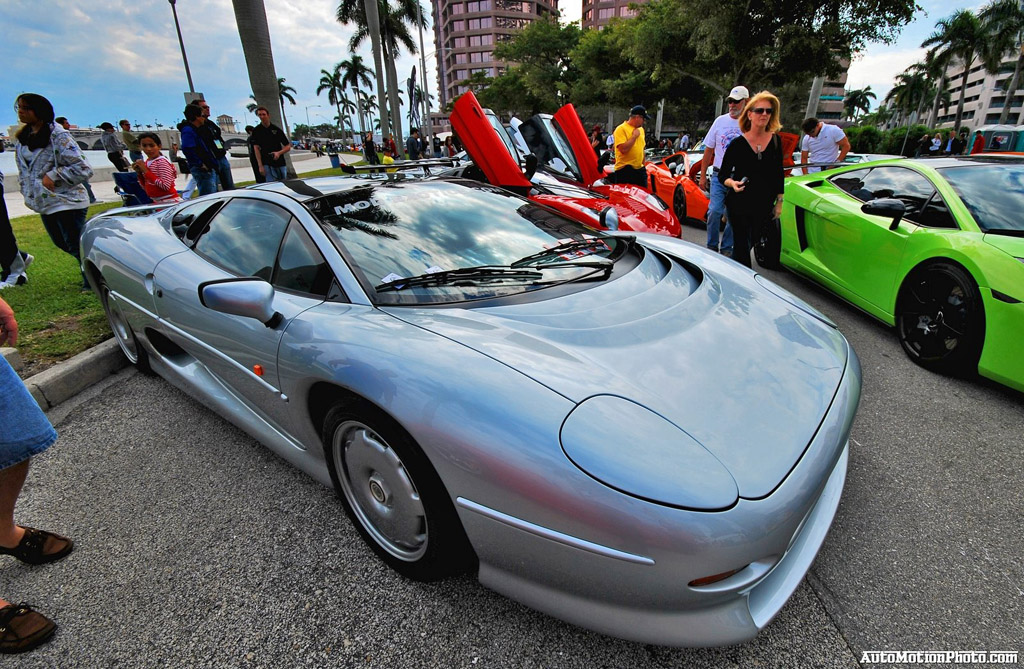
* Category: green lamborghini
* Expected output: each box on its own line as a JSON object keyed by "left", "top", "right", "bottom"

{"left": 757, "top": 155, "right": 1024, "bottom": 393}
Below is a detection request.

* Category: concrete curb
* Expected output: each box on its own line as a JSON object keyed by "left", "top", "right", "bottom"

{"left": 19, "top": 339, "right": 129, "bottom": 411}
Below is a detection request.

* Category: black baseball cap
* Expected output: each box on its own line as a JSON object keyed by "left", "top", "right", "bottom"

{"left": 630, "top": 105, "right": 650, "bottom": 120}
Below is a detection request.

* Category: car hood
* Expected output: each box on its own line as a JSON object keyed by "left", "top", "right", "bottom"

{"left": 382, "top": 239, "right": 850, "bottom": 499}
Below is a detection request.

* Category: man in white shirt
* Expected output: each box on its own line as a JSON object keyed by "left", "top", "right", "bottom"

{"left": 800, "top": 118, "right": 850, "bottom": 173}
{"left": 698, "top": 85, "right": 748, "bottom": 255}
{"left": 676, "top": 132, "right": 690, "bottom": 151}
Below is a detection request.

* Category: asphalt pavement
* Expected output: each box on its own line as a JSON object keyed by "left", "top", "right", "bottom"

{"left": 0, "top": 222, "right": 1020, "bottom": 667}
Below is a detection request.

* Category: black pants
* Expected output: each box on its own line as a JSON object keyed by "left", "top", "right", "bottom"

{"left": 0, "top": 183, "right": 28, "bottom": 281}
{"left": 724, "top": 205, "right": 772, "bottom": 269}
{"left": 107, "top": 152, "right": 129, "bottom": 172}
{"left": 610, "top": 165, "right": 647, "bottom": 188}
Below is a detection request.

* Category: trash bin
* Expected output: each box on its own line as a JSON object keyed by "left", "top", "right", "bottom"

{"left": 328, "top": 153, "right": 340, "bottom": 169}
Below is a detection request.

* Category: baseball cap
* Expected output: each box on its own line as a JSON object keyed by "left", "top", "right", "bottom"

{"left": 727, "top": 85, "right": 749, "bottom": 102}
{"left": 630, "top": 105, "right": 650, "bottom": 119}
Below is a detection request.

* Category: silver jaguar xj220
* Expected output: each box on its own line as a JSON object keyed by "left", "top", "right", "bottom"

{"left": 81, "top": 175, "right": 860, "bottom": 647}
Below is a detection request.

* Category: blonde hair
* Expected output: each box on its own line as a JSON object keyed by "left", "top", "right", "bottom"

{"left": 739, "top": 91, "right": 782, "bottom": 133}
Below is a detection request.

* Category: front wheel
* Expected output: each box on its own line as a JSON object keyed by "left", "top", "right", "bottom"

{"left": 100, "top": 282, "right": 153, "bottom": 375}
{"left": 322, "top": 400, "right": 475, "bottom": 581}
{"left": 754, "top": 217, "right": 782, "bottom": 270}
{"left": 672, "top": 185, "right": 686, "bottom": 231}
{"left": 896, "top": 262, "right": 984, "bottom": 375}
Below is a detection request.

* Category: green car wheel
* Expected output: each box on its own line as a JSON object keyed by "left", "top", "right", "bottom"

{"left": 896, "top": 262, "right": 984, "bottom": 375}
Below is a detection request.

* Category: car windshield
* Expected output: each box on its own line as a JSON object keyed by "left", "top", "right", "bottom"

{"left": 938, "top": 164, "right": 1024, "bottom": 233}
{"left": 307, "top": 180, "right": 626, "bottom": 305}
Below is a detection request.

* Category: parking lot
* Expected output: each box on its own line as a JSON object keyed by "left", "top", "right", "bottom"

{"left": 2, "top": 225, "right": 1021, "bottom": 668}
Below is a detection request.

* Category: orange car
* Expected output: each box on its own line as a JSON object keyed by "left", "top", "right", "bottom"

{"left": 515, "top": 106, "right": 710, "bottom": 231}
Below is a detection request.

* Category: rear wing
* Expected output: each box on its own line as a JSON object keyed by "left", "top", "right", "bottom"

{"left": 340, "top": 158, "right": 461, "bottom": 176}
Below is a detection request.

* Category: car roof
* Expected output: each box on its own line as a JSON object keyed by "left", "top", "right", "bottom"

{"left": 247, "top": 175, "right": 406, "bottom": 202}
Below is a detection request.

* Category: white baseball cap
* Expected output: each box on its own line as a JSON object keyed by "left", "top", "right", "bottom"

{"left": 727, "top": 86, "right": 749, "bottom": 101}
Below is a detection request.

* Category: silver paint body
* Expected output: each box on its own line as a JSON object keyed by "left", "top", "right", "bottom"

{"left": 80, "top": 178, "right": 861, "bottom": 647}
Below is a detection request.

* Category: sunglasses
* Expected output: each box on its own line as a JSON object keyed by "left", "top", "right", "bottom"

{"left": 750, "top": 107, "right": 773, "bottom": 115}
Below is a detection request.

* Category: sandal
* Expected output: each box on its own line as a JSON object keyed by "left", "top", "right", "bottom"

{"left": 0, "top": 603, "right": 56, "bottom": 653}
{"left": 0, "top": 528, "right": 73, "bottom": 566}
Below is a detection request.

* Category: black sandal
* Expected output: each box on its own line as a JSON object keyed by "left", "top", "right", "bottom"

{"left": 0, "top": 603, "right": 56, "bottom": 653}
{"left": 0, "top": 528, "right": 73, "bottom": 566}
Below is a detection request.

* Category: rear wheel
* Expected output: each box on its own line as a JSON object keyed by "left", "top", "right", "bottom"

{"left": 754, "top": 217, "right": 782, "bottom": 270}
{"left": 322, "top": 400, "right": 475, "bottom": 581}
{"left": 672, "top": 185, "right": 686, "bottom": 230}
{"left": 100, "top": 282, "right": 153, "bottom": 374}
{"left": 896, "top": 262, "right": 984, "bottom": 375}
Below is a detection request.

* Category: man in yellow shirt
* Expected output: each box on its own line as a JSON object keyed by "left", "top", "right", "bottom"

{"left": 612, "top": 105, "right": 649, "bottom": 187}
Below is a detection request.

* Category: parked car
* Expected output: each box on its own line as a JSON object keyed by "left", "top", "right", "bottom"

{"left": 449, "top": 92, "right": 678, "bottom": 237}
{"left": 760, "top": 154, "right": 1023, "bottom": 392}
{"left": 82, "top": 174, "right": 861, "bottom": 647}
{"left": 513, "top": 108, "right": 710, "bottom": 229}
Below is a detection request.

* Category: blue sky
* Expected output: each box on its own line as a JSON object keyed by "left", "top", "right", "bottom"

{"left": 0, "top": 0, "right": 981, "bottom": 135}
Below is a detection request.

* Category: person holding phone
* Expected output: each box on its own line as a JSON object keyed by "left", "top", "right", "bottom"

{"left": 718, "top": 90, "right": 785, "bottom": 269}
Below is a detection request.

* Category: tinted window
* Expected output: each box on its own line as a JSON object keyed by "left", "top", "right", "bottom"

{"left": 834, "top": 166, "right": 954, "bottom": 227}
{"left": 938, "top": 164, "right": 1024, "bottom": 233}
{"left": 168, "top": 199, "right": 225, "bottom": 241}
{"left": 273, "top": 221, "right": 334, "bottom": 296}
{"left": 193, "top": 199, "right": 291, "bottom": 279}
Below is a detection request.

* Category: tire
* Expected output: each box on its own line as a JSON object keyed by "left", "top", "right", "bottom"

{"left": 322, "top": 400, "right": 475, "bottom": 581}
{"left": 672, "top": 185, "right": 686, "bottom": 230}
{"left": 895, "top": 262, "right": 984, "bottom": 375}
{"left": 100, "top": 281, "right": 153, "bottom": 375}
{"left": 754, "top": 217, "right": 782, "bottom": 270}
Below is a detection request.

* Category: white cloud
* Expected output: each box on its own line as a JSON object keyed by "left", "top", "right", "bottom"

{"left": 846, "top": 47, "right": 928, "bottom": 108}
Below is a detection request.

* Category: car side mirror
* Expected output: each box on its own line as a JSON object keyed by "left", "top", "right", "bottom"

{"left": 199, "top": 279, "right": 282, "bottom": 328}
{"left": 600, "top": 206, "right": 619, "bottom": 231}
{"left": 523, "top": 153, "right": 538, "bottom": 180}
{"left": 861, "top": 198, "right": 906, "bottom": 230}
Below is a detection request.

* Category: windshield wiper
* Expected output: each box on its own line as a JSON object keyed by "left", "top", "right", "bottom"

{"left": 510, "top": 238, "right": 617, "bottom": 268}
{"left": 375, "top": 266, "right": 543, "bottom": 293}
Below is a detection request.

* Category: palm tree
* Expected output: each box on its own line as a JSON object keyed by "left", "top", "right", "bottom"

{"left": 277, "top": 77, "right": 297, "bottom": 137}
{"left": 843, "top": 87, "right": 877, "bottom": 121}
{"left": 359, "top": 92, "right": 378, "bottom": 132}
{"left": 339, "top": 55, "right": 374, "bottom": 133}
{"left": 922, "top": 10, "right": 986, "bottom": 131}
{"left": 317, "top": 65, "right": 346, "bottom": 132}
{"left": 337, "top": 0, "right": 389, "bottom": 139}
{"left": 231, "top": 0, "right": 292, "bottom": 175}
{"left": 338, "top": 0, "right": 429, "bottom": 156}
{"left": 980, "top": 0, "right": 1024, "bottom": 124}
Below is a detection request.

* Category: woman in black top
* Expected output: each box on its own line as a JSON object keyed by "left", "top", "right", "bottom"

{"left": 718, "top": 91, "right": 785, "bottom": 268}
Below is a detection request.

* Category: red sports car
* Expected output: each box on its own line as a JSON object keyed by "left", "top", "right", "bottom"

{"left": 449, "top": 92, "right": 678, "bottom": 237}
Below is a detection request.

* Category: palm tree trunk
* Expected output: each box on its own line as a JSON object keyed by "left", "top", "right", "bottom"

{"left": 382, "top": 41, "right": 405, "bottom": 157}
{"left": 231, "top": 0, "right": 295, "bottom": 177}
{"left": 954, "top": 62, "right": 972, "bottom": 131}
{"left": 364, "top": 0, "right": 390, "bottom": 139}
{"left": 927, "top": 73, "right": 946, "bottom": 127}
{"left": 1005, "top": 48, "right": 1024, "bottom": 125}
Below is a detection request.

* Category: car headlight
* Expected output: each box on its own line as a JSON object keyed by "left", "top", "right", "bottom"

{"left": 754, "top": 275, "right": 837, "bottom": 328}
{"left": 560, "top": 395, "right": 738, "bottom": 510}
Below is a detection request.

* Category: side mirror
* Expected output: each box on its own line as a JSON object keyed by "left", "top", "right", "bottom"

{"left": 523, "top": 153, "right": 538, "bottom": 180}
{"left": 199, "top": 279, "right": 282, "bottom": 328}
{"left": 600, "top": 206, "right": 619, "bottom": 231}
{"left": 861, "top": 198, "right": 906, "bottom": 230}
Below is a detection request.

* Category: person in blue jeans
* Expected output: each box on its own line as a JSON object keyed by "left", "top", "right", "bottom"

{"left": 179, "top": 104, "right": 218, "bottom": 196}
{"left": 194, "top": 100, "right": 235, "bottom": 191}
{"left": 0, "top": 297, "right": 74, "bottom": 653}
{"left": 698, "top": 85, "right": 749, "bottom": 256}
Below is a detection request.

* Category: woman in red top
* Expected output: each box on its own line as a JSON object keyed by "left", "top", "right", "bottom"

{"left": 133, "top": 133, "right": 181, "bottom": 204}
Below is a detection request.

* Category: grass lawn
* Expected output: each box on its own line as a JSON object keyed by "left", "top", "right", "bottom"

{"left": 5, "top": 157, "right": 363, "bottom": 376}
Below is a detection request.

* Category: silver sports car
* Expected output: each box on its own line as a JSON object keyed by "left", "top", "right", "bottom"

{"left": 81, "top": 175, "right": 861, "bottom": 647}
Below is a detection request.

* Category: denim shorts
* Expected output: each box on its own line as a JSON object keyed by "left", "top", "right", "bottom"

{"left": 0, "top": 356, "right": 57, "bottom": 469}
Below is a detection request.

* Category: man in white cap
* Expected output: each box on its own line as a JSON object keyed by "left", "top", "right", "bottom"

{"left": 698, "top": 85, "right": 749, "bottom": 256}
{"left": 612, "top": 104, "right": 651, "bottom": 187}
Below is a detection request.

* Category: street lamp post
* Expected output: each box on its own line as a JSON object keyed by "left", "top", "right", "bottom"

{"left": 168, "top": 0, "right": 195, "bottom": 94}
{"left": 305, "top": 104, "right": 322, "bottom": 133}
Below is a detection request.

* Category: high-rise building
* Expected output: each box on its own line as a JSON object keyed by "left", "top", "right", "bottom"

{"left": 432, "top": 0, "right": 559, "bottom": 112}
{"left": 581, "top": 0, "right": 637, "bottom": 29}
{"left": 933, "top": 54, "right": 1023, "bottom": 129}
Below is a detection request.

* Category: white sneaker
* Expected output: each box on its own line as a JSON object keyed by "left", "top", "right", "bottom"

{"left": 0, "top": 273, "right": 27, "bottom": 289}
{"left": 22, "top": 254, "right": 34, "bottom": 270}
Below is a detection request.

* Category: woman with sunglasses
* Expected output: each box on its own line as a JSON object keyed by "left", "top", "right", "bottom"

{"left": 717, "top": 91, "right": 785, "bottom": 268}
{"left": 13, "top": 94, "right": 94, "bottom": 287}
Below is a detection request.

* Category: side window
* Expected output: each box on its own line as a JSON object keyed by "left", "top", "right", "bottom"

{"left": 273, "top": 222, "right": 335, "bottom": 296}
{"left": 830, "top": 168, "right": 873, "bottom": 200}
{"left": 838, "top": 167, "right": 940, "bottom": 225}
{"left": 917, "top": 193, "right": 958, "bottom": 229}
{"left": 171, "top": 199, "right": 225, "bottom": 242}
{"left": 192, "top": 199, "right": 291, "bottom": 279}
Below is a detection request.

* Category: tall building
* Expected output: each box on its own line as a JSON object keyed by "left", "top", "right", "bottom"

{"left": 432, "top": 0, "right": 559, "bottom": 111}
{"left": 581, "top": 0, "right": 637, "bottom": 30}
{"left": 815, "top": 68, "right": 849, "bottom": 122}
{"left": 934, "top": 54, "right": 1023, "bottom": 129}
